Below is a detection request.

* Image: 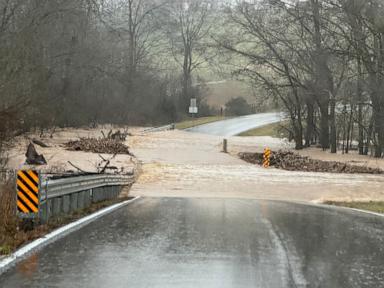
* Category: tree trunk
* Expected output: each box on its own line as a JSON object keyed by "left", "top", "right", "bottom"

{"left": 296, "top": 107, "right": 303, "bottom": 149}
{"left": 329, "top": 95, "right": 337, "bottom": 153}
{"left": 364, "top": 116, "right": 374, "bottom": 155}
{"left": 294, "top": 122, "right": 304, "bottom": 150}
{"left": 346, "top": 107, "right": 354, "bottom": 154}
{"left": 373, "top": 107, "right": 384, "bottom": 158}
{"left": 357, "top": 57, "right": 364, "bottom": 155}
{"left": 305, "top": 101, "right": 315, "bottom": 147}
{"left": 319, "top": 103, "right": 329, "bottom": 150}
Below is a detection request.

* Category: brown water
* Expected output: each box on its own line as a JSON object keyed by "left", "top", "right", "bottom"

{"left": 129, "top": 130, "right": 384, "bottom": 203}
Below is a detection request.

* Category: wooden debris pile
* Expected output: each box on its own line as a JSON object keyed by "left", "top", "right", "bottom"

{"left": 65, "top": 138, "right": 132, "bottom": 155}
{"left": 101, "top": 129, "right": 130, "bottom": 141}
{"left": 239, "top": 150, "right": 383, "bottom": 174}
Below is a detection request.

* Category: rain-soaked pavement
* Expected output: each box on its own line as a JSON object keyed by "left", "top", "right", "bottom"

{"left": 186, "top": 112, "right": 283, "bottom": 136}
{"left": 1, "top": 197, "right": 383, "bottom": 288}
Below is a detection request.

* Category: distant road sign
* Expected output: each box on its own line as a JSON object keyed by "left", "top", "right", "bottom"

{"left": 189, "top": 107, "right": 198, "bottom": 114}
{"left": 17, "top": 170, "right": 39, "bottom": 214}
{"left": 189, "top": 98, "right": 198, "bottom": 114}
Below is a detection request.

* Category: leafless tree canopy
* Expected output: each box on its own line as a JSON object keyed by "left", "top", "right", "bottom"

{"left": 218, "top": 0, "right": 384, "bottom": 157}
{"left": 0, "top": 0, "right": 383, "bottom": 157}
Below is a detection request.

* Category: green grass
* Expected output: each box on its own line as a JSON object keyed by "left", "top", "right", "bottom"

{"left": 238, "top": 122, "right": 288, "bottom": 137}
{"left": 175, "top": 116, "right": 226, "bottom": 130}
{"left": 325, "top": 201, "right": 384, "bottom": 214}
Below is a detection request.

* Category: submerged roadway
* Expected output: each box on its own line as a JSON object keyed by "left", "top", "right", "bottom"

{"left": 0, "top": 197, "right": 383, "bottom": 288}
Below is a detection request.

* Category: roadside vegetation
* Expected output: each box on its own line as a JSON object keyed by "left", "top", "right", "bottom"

{"left": 325, "top": 201, "right": 384, "bottom": 214}
{"left": 0, "top": 183, "right": 17, "bottom": 255}
{"left": 239, "top": 122, "right": 289, "bottom": 138}
{"left": 218, "top": 1, "right": 384, "bottom": 157}
{"left": 224, "top": 97, "right": 253, "bottom": 116}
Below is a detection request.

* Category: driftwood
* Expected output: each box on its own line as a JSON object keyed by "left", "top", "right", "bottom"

{"left": 65, "top": 138, "right": 132, "bottom": 155}
{"left": 49, "top": 127, "right": 56, "bottom": 138}
{"left": 97, "top": 153, "right": 117, "bottom": 173}
{"left": 32, "top": 138, "right": 50, "bottom": 148}
{"left": 67, "top": 161, "right": 89, "bottom": 173}
{"left": 101, "top": 129, "right": 128, "bottom": 141}
{"left": 25, "top": 143, "right": 47, "bottom": 165}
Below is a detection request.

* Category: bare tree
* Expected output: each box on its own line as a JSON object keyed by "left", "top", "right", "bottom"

{"left": 165, "top": 0, "right": 214, "bottom": 111}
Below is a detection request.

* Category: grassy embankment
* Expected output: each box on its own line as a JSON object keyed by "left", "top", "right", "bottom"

{"left": 325, "top": 201, "right": 384, "bottom": 214}
{"left": 238, "top": 122, "right": 289, "bottom": 138}
{"left": 175, "top": 116, "right": 226, "bottom": 130}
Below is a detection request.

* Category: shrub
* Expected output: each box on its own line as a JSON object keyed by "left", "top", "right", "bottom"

{"left": 225, "top": 97, "right": 252, "bottom": 116}
{"left": 0, "top": 182, "right": 18, "bottom": 254}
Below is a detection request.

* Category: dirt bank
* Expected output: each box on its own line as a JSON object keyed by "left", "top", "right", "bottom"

{"left": 6, "top": 126, "right": 140, "bottom": 175}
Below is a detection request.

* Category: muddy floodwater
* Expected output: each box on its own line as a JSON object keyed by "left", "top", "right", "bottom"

{"left": 129, "top": 130, "right": 384, "bottom": 203}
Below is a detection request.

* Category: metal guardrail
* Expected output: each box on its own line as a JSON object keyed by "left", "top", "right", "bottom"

{"left": 141, "top": 124, "right": 175, "bottom": 133}
{"left": 41, "top": 174, "right": 135, "bottom": 200}
{"left": 33, "top": 173, "right": 136, "bottom": 222}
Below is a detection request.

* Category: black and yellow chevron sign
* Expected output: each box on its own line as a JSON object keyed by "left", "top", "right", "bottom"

{"left": 17, "top": 170, "right": 39, "bottom": 214}
{"left": 263, "top": 148, "right": 271, "bottom": 168}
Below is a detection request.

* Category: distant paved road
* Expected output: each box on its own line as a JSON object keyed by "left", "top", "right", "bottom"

{"left": 186, "top": 112, "right": 283, "bottom": 136}
{"left": 1, "top": 198, "right": 383, "bottom": 288}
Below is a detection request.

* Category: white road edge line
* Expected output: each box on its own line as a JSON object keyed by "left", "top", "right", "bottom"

{"left": 296, "top": 200, "right": 384, "bottom": 218}
{"left": 0, "top": 196, "right": 141, "bottom": 275}
{"left": 326, "top": 205, "right": 384, "bottom": 218}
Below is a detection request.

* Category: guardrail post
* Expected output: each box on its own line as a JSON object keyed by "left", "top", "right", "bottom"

{"left": 39, "top": 201, "right": 47, "bottom": 224}
{"left": 52, "top": 197, "right": 62, "bottom": 217}
{"left": 92, "top": 188, "right": 98, "bottom": 202}
{"left": 63, "top": 195, "right": 70, "bottom": 214}
{"left": 47, "top": 200, "right": 53, "bottom": 221}
{"left": 223, "top": 139, "right": 228, "bottom": 153}
{"left": 84, "top": 189, "right": 91, "bottom": 207}
{"left": 70, "top": 193, "right": 78, "bottom": 212}
{"left": 78, "top": 191, "right": 85, "bottom": 210}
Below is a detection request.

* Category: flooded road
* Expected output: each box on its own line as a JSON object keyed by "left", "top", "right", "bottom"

{"left": 129, "top": 130, "right": 384, "bottom": 202}
{"left": 1, "top": 197, "right": 383, "bottom": 287}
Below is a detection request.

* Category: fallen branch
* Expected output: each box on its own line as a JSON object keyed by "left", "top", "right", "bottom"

{"left": 67, "top": 161, "right": 89, "bottom": 173}
{"left": 99, "top": 160, "right": 110, "bottom": 174}
{"left": 32, "top": 138, "right": 50, "bottom": 148}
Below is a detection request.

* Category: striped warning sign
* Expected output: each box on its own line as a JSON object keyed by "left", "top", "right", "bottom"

{"left": 17, "top": 170, "right": 39, "bottom": 213}
{"left": 263, "top": 148, "right": 271, "bottom": 168}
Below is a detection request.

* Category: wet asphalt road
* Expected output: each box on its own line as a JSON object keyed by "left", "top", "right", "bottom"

{"left": 1, "top": 197, "right": 384, "bottom": 288}
{"left": 186, "top": 112, "right": 283, "bottom": 136}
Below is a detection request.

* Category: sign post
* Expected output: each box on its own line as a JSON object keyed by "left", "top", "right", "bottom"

{"left": 263, "top": 148, "right": 271, "bottom": 168}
